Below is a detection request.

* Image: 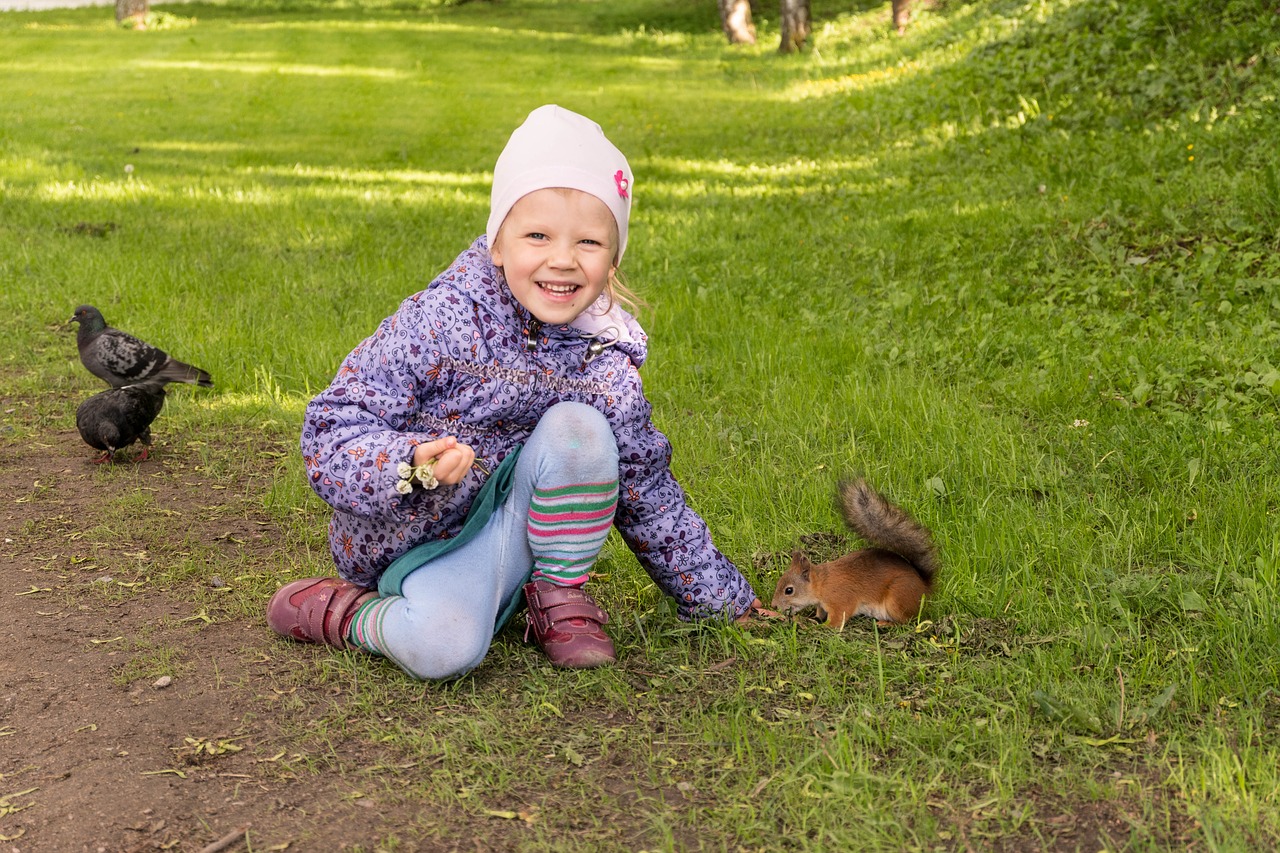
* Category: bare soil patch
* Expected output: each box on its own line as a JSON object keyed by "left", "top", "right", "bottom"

{"left": 0, "top": 427, "right": 448, "bottom": 852}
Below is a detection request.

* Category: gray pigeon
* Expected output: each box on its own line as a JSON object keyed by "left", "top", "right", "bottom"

{"left": 76, "top": 382, "right": 166, "bottom": 463}
{"left": 70, "top": 305, "right": 214, "bottom": 388}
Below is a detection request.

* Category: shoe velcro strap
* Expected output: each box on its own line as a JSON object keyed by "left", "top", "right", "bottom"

{"left": 527, "top": 602, "right": 610, "bottom": 636}
{"left": 543, "top": 601, "right": 609, "bottom": 627}
{"left": 527, "top": 583, "right": 596, "bottom": 610}
{"left": 548, "top": 618, "right": 609, "bottom": 636}
{"left": 325, "top": 584, "right": 373, "bottom": 647}
{"left": 298, "top": 582, "right": 369, "bottom": 648}
{"left": 300, "top": 584, "right": 339, "bottom": 644}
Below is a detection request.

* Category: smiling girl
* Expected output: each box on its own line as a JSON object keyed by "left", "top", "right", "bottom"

{"left": 267, "top": 105, "right": 769, "bottom": 679}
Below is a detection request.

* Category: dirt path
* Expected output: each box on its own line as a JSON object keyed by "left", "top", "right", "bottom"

{"left": 0, "top": 429, "right": 441, "bottom": 852}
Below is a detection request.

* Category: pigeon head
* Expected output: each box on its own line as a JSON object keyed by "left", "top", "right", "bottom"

{"left": 70, "top": 305, "right": 107, "bottom": 333}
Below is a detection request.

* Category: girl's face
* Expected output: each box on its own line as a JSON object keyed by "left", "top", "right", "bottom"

{"left": 490, "top": 188, "right": 618, "bottom": 326}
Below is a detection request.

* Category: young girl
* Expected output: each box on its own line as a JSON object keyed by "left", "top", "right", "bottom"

{"left": 268, "top": 105, "right": 768, "bottom": 679}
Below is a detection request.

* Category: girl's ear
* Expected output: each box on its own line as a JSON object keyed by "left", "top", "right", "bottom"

{"left": 489, "top": 242, "right": 504, "bottom": 268}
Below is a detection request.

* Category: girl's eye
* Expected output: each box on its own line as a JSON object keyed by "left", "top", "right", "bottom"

{"left": 527, "top": 232, "right": 547, "bottom": 240}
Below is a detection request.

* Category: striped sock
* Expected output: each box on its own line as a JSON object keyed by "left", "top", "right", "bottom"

{"left": 347, "top": 595, "right": 395, "bottom": 657}
{"left": 527, "top": 480, "right": 618, "bottom": 587}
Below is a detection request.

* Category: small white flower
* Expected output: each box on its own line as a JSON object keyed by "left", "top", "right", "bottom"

{"left": 395, "top": 458, "right": 441, "bottom": 491}
{"left": 124, "top": 164, "right": 134, "bottom": 174}
{"left": 1071, "top": 419, "right": 1090, "bottom": 428}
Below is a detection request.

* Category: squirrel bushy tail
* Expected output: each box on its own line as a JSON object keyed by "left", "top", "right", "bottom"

{"left": 837, "top": 478, "right": 939, "bottom": 581}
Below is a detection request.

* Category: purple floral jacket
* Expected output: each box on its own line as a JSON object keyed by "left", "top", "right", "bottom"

{"left": 301, "top": 237, "right": 757, "bottom": 619}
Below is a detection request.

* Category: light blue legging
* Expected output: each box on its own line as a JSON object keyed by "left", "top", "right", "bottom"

{"left": 356, "top": 402, "right": 619, "bottom": 680}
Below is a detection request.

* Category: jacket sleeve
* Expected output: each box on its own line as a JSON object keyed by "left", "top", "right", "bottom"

{"left": 301, "top": 293, "right": 451, "bottom": 521}
{"left": 610, "top": 367, "right": 758, "bottom": 621}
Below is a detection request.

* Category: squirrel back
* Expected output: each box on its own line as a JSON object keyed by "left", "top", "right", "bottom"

{"left": 771, "top": 478, "right": 940, "bottom": 628}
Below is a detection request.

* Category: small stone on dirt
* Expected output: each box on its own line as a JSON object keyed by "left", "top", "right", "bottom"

{"left": 153, "top": 675, "right": 173, "bottom": 689}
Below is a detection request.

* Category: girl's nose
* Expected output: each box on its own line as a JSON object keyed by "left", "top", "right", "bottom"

{"left": 548, "top": 241, "right": 577, "bottom": 268}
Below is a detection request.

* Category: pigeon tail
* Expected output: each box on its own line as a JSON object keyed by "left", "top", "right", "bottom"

{"left": 155, "top": 359, "right": 214, "bottom": 388}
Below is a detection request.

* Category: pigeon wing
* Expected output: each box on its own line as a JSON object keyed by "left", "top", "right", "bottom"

{"left": 76, "top": 393, "right": 118, "bottom": 452}
{"left": 122, "top": 384, "right": 167, "bottom": 442}
{"left": 88, "top": 330, "right": 170, "bottom": 386}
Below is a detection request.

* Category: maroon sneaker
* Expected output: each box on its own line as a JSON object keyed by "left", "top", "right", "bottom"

{"left": 523, "top": 580, "right": 616, "bottom": 668}
{"left": 267, "top": 577, "right": 376, "bottom": 649}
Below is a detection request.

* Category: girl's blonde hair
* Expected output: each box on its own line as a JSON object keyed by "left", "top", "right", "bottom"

{"left": 604, "top": 267, "right": 645, "bottom": 318}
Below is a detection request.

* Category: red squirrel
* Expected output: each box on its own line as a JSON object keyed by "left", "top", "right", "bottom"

{"left": 771, "top": 478, "right": 940, "bottom": 628}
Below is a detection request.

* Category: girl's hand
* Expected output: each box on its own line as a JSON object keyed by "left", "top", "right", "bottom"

{"left": 412, "top": 437, "right": 476, "bottom": 486}
{"left": 736, "top": 598, "right": 781, "bottom": 624}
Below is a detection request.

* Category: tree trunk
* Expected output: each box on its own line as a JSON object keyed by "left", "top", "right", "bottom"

{"left": 778, "top": 0, "right": 811, "bottom": 54}
{"left": 892, "top": 0, "right": 912, "bottom": 35}
{"left": 115, "top": 0, "right": 148, "bottom": 26}
{"left": 719, "top": 0, "right": 756, "bottom": 45}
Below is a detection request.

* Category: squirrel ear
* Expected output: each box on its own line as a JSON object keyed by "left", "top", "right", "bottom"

{"left": 791, "top": 550, "right": 811, "bottom": 578}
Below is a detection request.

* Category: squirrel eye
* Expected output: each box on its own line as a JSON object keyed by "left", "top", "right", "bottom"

{"left": 784, "top": 586, "right": 793, "bottom": 595}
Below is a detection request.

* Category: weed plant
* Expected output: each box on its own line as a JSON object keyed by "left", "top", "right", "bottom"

{"left": 1, "top": 0, "right": 1278, "bottom": 849}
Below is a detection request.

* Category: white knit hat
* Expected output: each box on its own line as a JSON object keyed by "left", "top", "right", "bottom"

{"left": 487, "top": 105, "right": 633, "bottom": 265}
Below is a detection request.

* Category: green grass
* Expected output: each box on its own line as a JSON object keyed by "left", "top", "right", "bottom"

{"left": 3, "top": 0, "right": 1280, "bottom": 848}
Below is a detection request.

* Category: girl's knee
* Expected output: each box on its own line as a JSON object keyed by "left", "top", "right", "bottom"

{"left": 394, "top": 616, "right": 492, "bottom": 681}
{"left": 538, "top": 402, "right": 617, "bottom": 463}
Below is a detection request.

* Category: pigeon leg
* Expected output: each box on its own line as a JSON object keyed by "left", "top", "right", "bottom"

{"left": 92, "top": 449, "right": 114, "bottom": 465}
{"left": 136, "top": 427, "right": 153, "bottom": 462}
